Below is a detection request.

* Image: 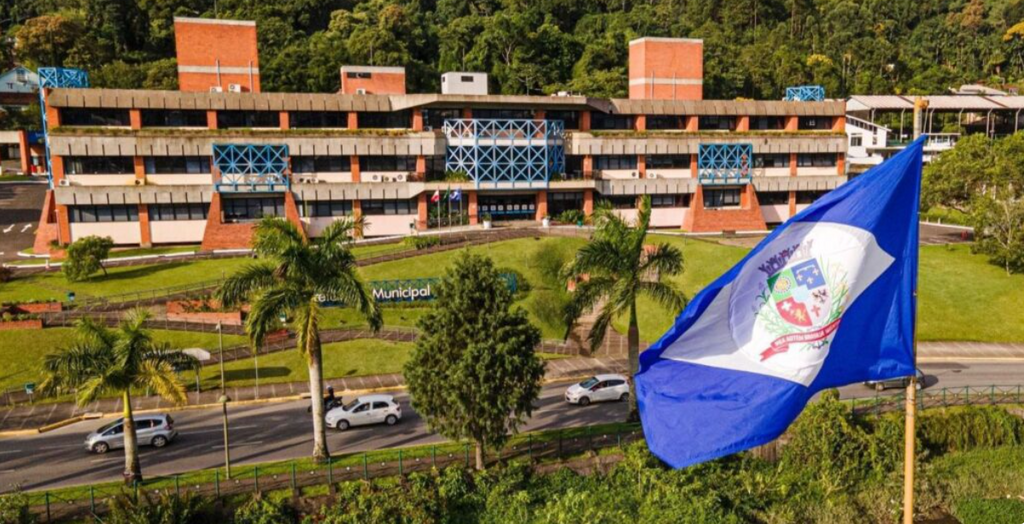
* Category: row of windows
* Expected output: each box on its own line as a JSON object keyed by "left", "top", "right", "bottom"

{"left": 150, "top": 203, "right": 209, "bottom": 221}
{"left": 144, "top": 156, "right": 211, "bottom": 175}
{"left": 69, "top": 205, "right": 139, "bottom": 223}
{"left": 59, "top": 107, "right": 836, "bottom": 131}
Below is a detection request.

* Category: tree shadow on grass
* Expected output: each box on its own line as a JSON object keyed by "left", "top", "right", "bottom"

{"left": 222, "top": 366, "right": 295, "bottom": 382}
{"left": 93, "top": 261, "right": 194, "bottom": 285}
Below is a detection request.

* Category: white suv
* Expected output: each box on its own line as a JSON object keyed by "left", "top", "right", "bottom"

{"left": 325, "top": 395, "right": 402, "bottom": 430}
{"left": 564, "top": 374, "right": 630, "bottom": 406}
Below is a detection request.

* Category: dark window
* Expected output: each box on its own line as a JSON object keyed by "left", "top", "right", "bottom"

{"left": 289, "top": 111, "right": 347, "bottom": 128}
{"left": 797, "top": 154, "right": 837, "bottom": 167}
{"left": 698, "top": 116, "right": 737, "bottom": 131}
{"left": 69, "top": 205, "right": 139, "bottom": 223}
{"left": 646, "top": 116, "right": 686, "bottom": 130}
{"left": 750, "top": 116, "right": 786, "bottom": 130}
{"left": 143, "top": 156, "right": 211, "bottom": 175}
{"left": 704, "top": 188, "right": 742, "bottom": 208}
{"left": 216, "top": 111, "right": 280, "bottom": 129}
{"left": 602, "top": 195, "right": 636, "bottom": 209}
{"left": 799, "top": 116, "right": 833, "bottom": 130}
{"left": 292, "top": 156, "right": 351, "bottom": 173}
{"left": 424, "top": 108, "right": 462, "bottom": 131}
{"left": 591, "top": 113, "right": 634, "bottom": 130}
{"left": 851, "top": 136, "right": 863, "bottom": 147}
{"left": 473, "top": 108, "right": 535, "bottom": 120}
{"left": 546, "top": 110, "right": 579, "bottom": 130}
{"left": 361, "top": 199, "right": 416, "bottom": 215}
{"left": 479, "top": 195, "right": 535, "bottom": 218}
{"left": 140, "top": 109, "right": 207, "bottom": 127}
{"left": 796, "top": 190, "right": 829, "bottom": 204}
{"left": 651, "top": 194, "right": 689, "bottom": 208}
{"left": 65, "top": 156, "right": 134, "bottom": 175}
{"left": 594, "top": 155, "right": 637, "bottom": 171}
{"left": 60, "top": 108, "right": 130, "bottom": 126}
{"left": 360, "top": 156, "right": 416, "bottom": 172}
{"left": 757, "top": 191, "right": 790, "bottom": 206}
{"left": 564, "top": 156, "right": 583, "bottom": 177}
{"left": 372, "top": 402, "right": 389, "bottom": 410}
{"left": 460, "top": 75, "right": 475, "bottom": 82}
{"left": 425, "top": 155, "right": 446, "bottom": 178}
{"left": 222, "top": 197, "right": 285, "bottom": 223}
{"left": 754, "top": 154, "right": 790, "bottom": 168}
{"left": 150, "top": 203, "right": 209, "bottom": 221}
{"left": 547, "top": 191, "right": 584, "bottom": 216}
{"left": 346, "top": 72, "right": 371, "bottom": 79}
{"left": 647, "top": 155, "right": 691, "bottom": 169}
{"left": 299, "top": 200, "right": 352, "bottom": 217}
{"left": 357, "top": 111, "right": 411, "bottom": 129}
{"left": 1, "top": 144, "right": 21, "bottom": 160}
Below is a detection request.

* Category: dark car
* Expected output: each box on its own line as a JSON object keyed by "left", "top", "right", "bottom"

{"left": 864, "top": 368, "right": 924, "bottom": 391}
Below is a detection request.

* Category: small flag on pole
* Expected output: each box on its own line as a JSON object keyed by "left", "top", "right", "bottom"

{"left": 430, "top": 190, "right": 441, "bottom": 203}
{"left": 450, "top": 188, "right": 462, "bottom": 201}
{"left": 636, "top": 137, "right": 925, "bottom": 469}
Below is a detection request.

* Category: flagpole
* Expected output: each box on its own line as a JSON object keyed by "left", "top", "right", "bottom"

{"left": 903, "top": 97, "right": 927, "bottom": 524}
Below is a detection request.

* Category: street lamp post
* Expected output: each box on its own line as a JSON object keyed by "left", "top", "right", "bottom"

{"left": 217, "top": 321, "right": 225, "bottom": 391}
{"left": 219, "top": 394, "right": 231, "bottom": 479}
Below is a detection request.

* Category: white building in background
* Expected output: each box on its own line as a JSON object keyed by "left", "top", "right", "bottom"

{"left": 0, "top": 66, "right": 39, "bottom": 95}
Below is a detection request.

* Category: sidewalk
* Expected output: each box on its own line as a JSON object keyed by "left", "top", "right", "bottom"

{"left": 0, "top": 356, "right": 626, "bottom": 435}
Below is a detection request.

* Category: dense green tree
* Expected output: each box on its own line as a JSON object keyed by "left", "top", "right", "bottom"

{"left": 563, "top": 196, "right": 685, "bottom": 420}
{"left": 63, "top": 235, "right": 114, "bottom": 282}
{"left": 218, "top": 217, "right": 381, "bottom": 463}
{"left": 404, "top": 252, "right": 545, "bottom": 470}
{"left": 38, "top": 309, "right": 198, "bottom": 484}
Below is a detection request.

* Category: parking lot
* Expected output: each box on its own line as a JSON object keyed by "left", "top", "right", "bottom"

{"left": 0, "top": 182, "right": 45, "bottom": 263}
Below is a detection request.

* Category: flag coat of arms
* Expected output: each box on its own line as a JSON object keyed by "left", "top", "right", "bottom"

{"left": 635, "top": 138, "right": 924, "bottom": 469}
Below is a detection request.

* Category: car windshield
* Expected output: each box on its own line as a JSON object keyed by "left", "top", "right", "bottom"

{"left": 342, "top": 399, "right": 361, "bottom": 411}
{"left": 579, "top": 377, "right": 599, "bottom": 389}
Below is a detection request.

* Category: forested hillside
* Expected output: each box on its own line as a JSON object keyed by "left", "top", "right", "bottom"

{"left": 3, "top": 0, "right": 1024, "bottom": 99}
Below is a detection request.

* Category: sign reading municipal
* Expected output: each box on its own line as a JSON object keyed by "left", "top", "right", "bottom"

{"left": 636, "top": 137, "right": 924, "bottom": 469}
{"left": 317, "top": 274, "right": 516, "bottom": 305}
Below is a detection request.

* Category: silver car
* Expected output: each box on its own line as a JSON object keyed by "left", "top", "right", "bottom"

{"left": 565, "top": 374, "right": 631, "bottom": 406}
{"left": 325, "top": 395, "right": 402, "bottom": 431}
{"left": 84, "top": 414, "right": 177, "bottom": 454}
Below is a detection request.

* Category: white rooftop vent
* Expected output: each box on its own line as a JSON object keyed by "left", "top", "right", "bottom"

{"left": 441, "top": 72, "right": 488, "bottom": 95}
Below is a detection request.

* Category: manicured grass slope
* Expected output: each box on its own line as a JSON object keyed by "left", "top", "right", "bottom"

{"left": 0, "top": 328, "right": 247, "bottom": 391}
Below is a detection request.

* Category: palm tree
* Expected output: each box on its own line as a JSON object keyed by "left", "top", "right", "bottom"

{"left": 563, "top": 195, "right": 686, "bottom": 420}
{"left": 38, "top": 309, "right": 198, "bottom": 484}
{"left": 218, "top": 217, "right": 382, "bottom": 463}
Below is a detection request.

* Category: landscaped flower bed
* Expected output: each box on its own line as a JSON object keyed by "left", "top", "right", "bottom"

{"left": 166, "top": 298, "right": 244, "bottom": 325}
{"left": 0, "top": 317, "right": 43, "bottom": 330}
{"left": 1, "top": 300, "right": 63, "bottom": 314}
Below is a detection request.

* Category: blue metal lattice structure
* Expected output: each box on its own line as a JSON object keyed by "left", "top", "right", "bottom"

{"left": 697, "top": 143, "right": 753, "bottom": 184}
{"left": 37, "top": 67, "right": 90, "bottom": 187}
{"left": 443, "top": 119, "right": 564, "bottom": 189}
{"left": 784, "top": 85, "right": 825, "bottom": 102}
{"left": 212, "top": 144, "right": 290, "bottom": 192}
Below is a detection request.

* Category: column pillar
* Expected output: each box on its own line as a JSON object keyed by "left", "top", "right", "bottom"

{"left": 579, "top": 111, "right": 591, "bottom": 131}
{"left": 790, "top": 153, "right": 798, "bottom": 176}
{"left": 462, "top": 108, "right": 473, "bottom": 119}
{"left": 347, "top": 112, "right": 359, "bottom": 129}
{"left": 788, "top": 190, "right": 797, "bottom": 219}
{"left": 18, "top": 130, "right": 31, "bottom": 174}
{"left": 350, "top": 156, "right": 361, "bottom": 182}
{"left": 279, "top": 111, "right": 290, "bottom": 130}
{"left": 51, "top": 155, "right": 66, "bottom": 185}
{"left": 837, "top": 153, "right": 846, "bottom": 175}
{"left": 535, "top": 190, "right": 548, "bottom": 221}
{"left": 785, "top": 115, "right": 799, "bottom": 131}
{"left": 133, "top": 156, "right": 146, "bottom": 182}
{"left": 412, "top": 109, "right": 424, "bottom": 131}
{"left": 56, "top": 203, "right": 71, "bottom": 248}
{"left": 416, "top": 193, "right": 428, "bottom": 231}
{"left": 638, "top": 155, "right": 646, "bottom": 178}
{"left": 832, "top": 116, "right": 846, "bottom": 133}
{"left": 129, "top": 109, "right": 142, "bottom": 130}
{"left": 352, "top": 200, "right": 363, "bottom": 238}
{"left": 468, "top": 191, "right": 479, "bottom": 225}
{"left": 635, "top": 115, "right": 646, "bottom": 132}
{"left": 690, "top": 154, "right": 698, "bottom": 178}
{"left": 685, "top": 116, "right": 698, "bottom": 131}
{"left": 583, "top": 189, "right": 594, "bottom": 218}
{"left": 207, "top": 110, "right": 218, "bottom": 129}
{"left": 534, "top": 109, "right": 546, "bottom": 120}
{"left": 138, "top": 204, "right": 152, "bottom": 247}
{"left": 415, "top": 155, "right": 427, "bottom": 181}
{"left": 736, "top": 116, "right": 750, "bottom": 132}
{"left": 583, "top": 155, "right": 593, "bottom": 178}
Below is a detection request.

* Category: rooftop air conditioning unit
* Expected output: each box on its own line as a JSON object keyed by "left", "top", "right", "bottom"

{"left": 209, "top": 86, "right": 223, "bottom": 93}
{"left": 371, "top": 174, "right": 381, "bottom": 182}
{"left": 58, "top": 179, "right": 71, "bottom": 186}
{"left": 395, "top": 174, "right": 406, "bottom": 182}
{"left": 648, "top": 173, "right": 658, "bottom": 179}
{"left": 228, "top": 84, "right": 243, "bottom": 93}
{"left": 631, "top": 171, "right": 638, "bottom": 178}
{"left": 355, "top": 88, "right": 367, "bottom": 95}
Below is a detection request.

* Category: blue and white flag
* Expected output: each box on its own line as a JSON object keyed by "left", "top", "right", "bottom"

{"left": 450, "top": 188, "right": 462, "bottom": 202}
{"left": 636, "top": 137, "right": 925, "bottom": 469}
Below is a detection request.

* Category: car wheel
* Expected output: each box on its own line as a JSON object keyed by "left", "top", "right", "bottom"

{"left": 578, "top": 396, "right": 591, "bottom": 406}
{"left": 336, "top": 419, "right": 350, "bottom": 431}
{"left": 619, "top": 393, "right": 630, "bottom": 402}
{"left": 875, "top": 382, "right": 885, "bottom": 392}
{"left": 92, "top": 442, "right": 109, "bottom": 454}
{"left": 385, "top": 415, "right": 398, "bottom": 426}
{"left": 151, "top": 435, "right": 168, "bottom": 448}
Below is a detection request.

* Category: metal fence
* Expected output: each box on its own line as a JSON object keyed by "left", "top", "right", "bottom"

{"left": 19, "top": 425, "right": 643, "bottom": 522}
{"left": 849, "top": 384, "right": 1024, "bottom": 416}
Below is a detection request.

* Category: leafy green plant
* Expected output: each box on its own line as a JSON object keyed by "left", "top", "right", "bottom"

{"left": 234, "top": 496, "right": 294, "bottom": 524}
{"left": 0, "top": 265, "right": 13, "bottom": 283}
{"left": 0, "top": 491, "right": 34, "bottom": 524}
{"left": 405, "top": 235, "right": 442, "bottom": 250}
{"left": 555, "top": 209, "right": 585, "bottom": 225}
{"left": 105, "top": 490, "right": 211, "bottom": 524}
{"left": 953, "top": 498, "right": 1024, "bottom": 524}
{"left": 62, "top": 235, "right": 114, "bottom": 282}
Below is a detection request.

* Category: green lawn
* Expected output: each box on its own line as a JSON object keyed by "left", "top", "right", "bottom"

{"left": 0, "top": 328, "right": 247, "bottom": 391}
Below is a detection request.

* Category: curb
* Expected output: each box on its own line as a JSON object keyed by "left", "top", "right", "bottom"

{"left": 0, "top": 375, "right": 594, "bottom": 438}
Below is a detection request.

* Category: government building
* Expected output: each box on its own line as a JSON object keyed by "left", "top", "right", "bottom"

{"left": 32, "top": 17, "right": 847, "bottom": 254}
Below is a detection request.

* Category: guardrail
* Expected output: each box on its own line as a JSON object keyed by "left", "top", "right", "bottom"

{"left": 16, "top": 424, "right": 643, "bottom": 522}
{"left": 848, "top": 384, "right": 1024, "bottom": 416}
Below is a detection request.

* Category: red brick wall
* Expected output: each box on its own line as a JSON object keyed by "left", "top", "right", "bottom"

{"left": 683, "top": 185, "right": 767, "bottom": 233}
{"left": 33, "top": 190, "right": 60, "bottom": 254}
{"left": 628, "top": 38, "right": 703, "bottom": 100}
{"left": 468, "top": 191, "right": 479, "bottom": 225}
{"left": 340, "top": 69, "right": 406, "bottom": 95}
{"left": 174, "top": 18, "right": 261, "bottom": 93}
{"left": 200, "top": 194, "right": 255, "bottom": 251}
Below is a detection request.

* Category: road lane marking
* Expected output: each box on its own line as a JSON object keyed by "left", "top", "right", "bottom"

{"left": 187, "top": 424, "right": 258, "bottom": 434}
{"left": 21, "top": 224, "right": 32, "bottom": 233}
{"left": 2, "top": 224, "right": 12, "bottom": 233}
{"left": 209, "top": 440, "right": 263, "bottom": 449}
{"left": 0, "top": 449, "right": 23, "bottom": 455}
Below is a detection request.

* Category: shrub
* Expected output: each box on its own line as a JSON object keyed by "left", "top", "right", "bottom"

{"left": 105, "top": 490, "right": 211, "bottom": 523}
{"left": 234, "top": 496, "right": 294, "bottom": 524}
{"left": 556, "top": 209, "right": 585, "bottom": 225}
{"left": 954, "top": 498, "right": 1024, "bottom": 524}
{"left": 496, "top": 267, "right": 530, "bottom": 297}
{"left": 63, "top": 235, "right": 114, "bottom": 282}
{"left": 0, "top": 491, "right": 34, "bottom": 524}
{"left": 405, "top": 235, "right": 442, "bottom": 250}
{"left": 0, "top": 265, "right": 12, "bottom": 283}
{"left": 530, "top": 242, "right": 574, "bottom": 289}
{"left": 918, "top": 405, "right": 1024, "bottom": 454}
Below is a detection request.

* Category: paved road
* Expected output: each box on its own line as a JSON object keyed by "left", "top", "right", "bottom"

{"left": 0, "top": 182, "right": 45, "bottom": 262}
{"left": 2, "top": 360, "right": 1021, "bottom": 493}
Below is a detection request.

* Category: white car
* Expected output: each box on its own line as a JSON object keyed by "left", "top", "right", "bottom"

{"left": 565, "top": 374, "right": 630, "bottom": 406}
{"left": 325, "top": 394, "right": 402, "bottom": 430}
